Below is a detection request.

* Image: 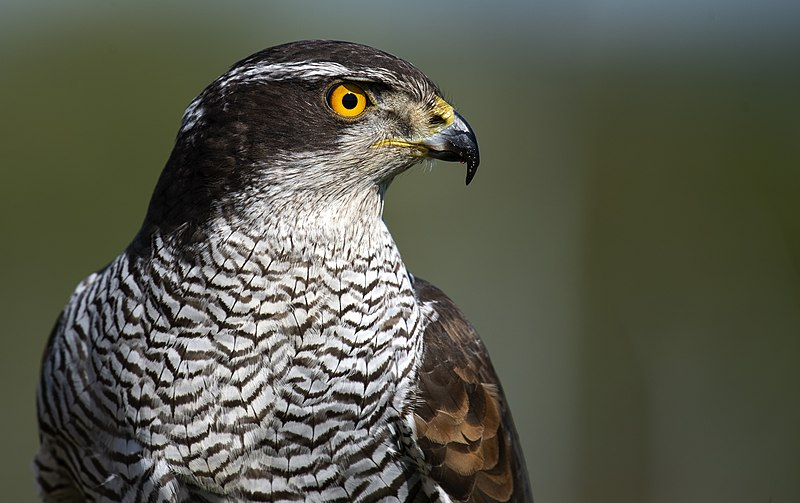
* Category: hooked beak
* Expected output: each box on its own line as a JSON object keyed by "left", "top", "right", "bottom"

{"left": 421, "top": 110, "right": 480, "bottom": 185}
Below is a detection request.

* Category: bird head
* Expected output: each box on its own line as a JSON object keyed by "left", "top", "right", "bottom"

{"left": 145, "top": 40, "right": 479, "bottom": 235}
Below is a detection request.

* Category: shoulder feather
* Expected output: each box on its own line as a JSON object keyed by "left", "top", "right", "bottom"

{"left": 412, "top": 277, "right": 533, "bottom": 503}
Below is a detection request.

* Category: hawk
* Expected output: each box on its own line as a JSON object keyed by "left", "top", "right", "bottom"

{"left": 36, "top": 40, "right": 532, "bottom": 502}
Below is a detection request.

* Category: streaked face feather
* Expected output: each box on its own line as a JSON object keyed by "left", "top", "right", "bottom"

{"left": 152, "top": 41, "right": 451, "bottom": 235}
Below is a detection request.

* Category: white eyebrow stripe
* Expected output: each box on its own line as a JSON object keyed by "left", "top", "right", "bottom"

{"left": 217, "top": 61, "right": 403, "bottom": 88}
{"left": 217, "top": 62, "right": 350, "bottom": 88}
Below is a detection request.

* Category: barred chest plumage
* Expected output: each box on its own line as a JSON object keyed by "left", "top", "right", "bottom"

{"left": 45, "top": 215, "right": 435, "bottom": 502}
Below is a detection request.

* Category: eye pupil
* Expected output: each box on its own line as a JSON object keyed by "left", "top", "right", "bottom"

{"left": 342, "top": 93, "right": 358, "bottom": 110}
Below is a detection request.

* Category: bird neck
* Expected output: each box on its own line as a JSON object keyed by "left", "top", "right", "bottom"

{"left": 136, "top": 182, "right": 398, "bottom": 270}
{"left": 228, "top": 183, "right": 391, "bottom": 261}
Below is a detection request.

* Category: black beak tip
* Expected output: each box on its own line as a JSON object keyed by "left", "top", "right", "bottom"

{"left": 428, "top": 148, "right": 480, "bottom": 185}
{"left": 464, "top": 150, "right": 480, "bottom": 186}
{"left": 465, "top": 162, "right": 477, "bottom": 185}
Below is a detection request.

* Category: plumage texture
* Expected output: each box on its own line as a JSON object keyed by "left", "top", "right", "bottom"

{"left": 35, "top": 40, "right": 531, "bottom": 502}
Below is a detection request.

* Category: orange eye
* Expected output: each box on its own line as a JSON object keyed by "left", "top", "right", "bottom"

{"left": 327, "top": 83, "right": 368, "bottom": 118}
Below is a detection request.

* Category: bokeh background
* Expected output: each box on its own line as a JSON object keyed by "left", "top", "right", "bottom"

{"left": 2, "top": 1, "right": 799, "bottom": 501}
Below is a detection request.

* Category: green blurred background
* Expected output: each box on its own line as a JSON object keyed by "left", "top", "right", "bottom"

{"left": 2, "top": 1, "right": 799, "bottom": 501}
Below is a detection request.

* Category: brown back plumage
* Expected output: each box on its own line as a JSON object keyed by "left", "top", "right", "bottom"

{"left": 413, "top": 278, "right": 533, "bottom": 502}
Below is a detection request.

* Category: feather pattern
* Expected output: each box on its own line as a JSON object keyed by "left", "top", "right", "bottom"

{"left": 413, "top": 278, "right": 532, "bottom": 503}
{"left": 34, "top": 40, "right": 531, "bottom": 502}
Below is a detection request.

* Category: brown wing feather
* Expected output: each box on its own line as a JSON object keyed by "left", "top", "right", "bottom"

{"left": 412, "top": 277, "right": 533, "bottom": 503}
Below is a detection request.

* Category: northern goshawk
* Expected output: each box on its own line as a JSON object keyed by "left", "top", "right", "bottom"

{"left": 36, "top": 40, "right": 532, "bottom": 502}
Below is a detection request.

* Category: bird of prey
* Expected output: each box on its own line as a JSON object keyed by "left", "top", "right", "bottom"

{"left": 35, "top": 40, "right": 532, "bottom": 502}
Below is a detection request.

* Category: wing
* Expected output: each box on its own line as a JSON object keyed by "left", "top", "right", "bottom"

{"left": 412, "top": 277, "right": 533, "bottom": 503}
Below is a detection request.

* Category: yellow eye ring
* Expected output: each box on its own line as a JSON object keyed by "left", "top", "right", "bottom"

{"left": 327, "top": 82, "right": 368, "bottom": 118}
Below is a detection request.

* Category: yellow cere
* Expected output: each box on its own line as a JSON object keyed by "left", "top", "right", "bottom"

{"left": 327, "top": 82, "right": 368, "bottom": 118}
{"left": 431, "top": 97, "right": 455, "bottom": 129}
